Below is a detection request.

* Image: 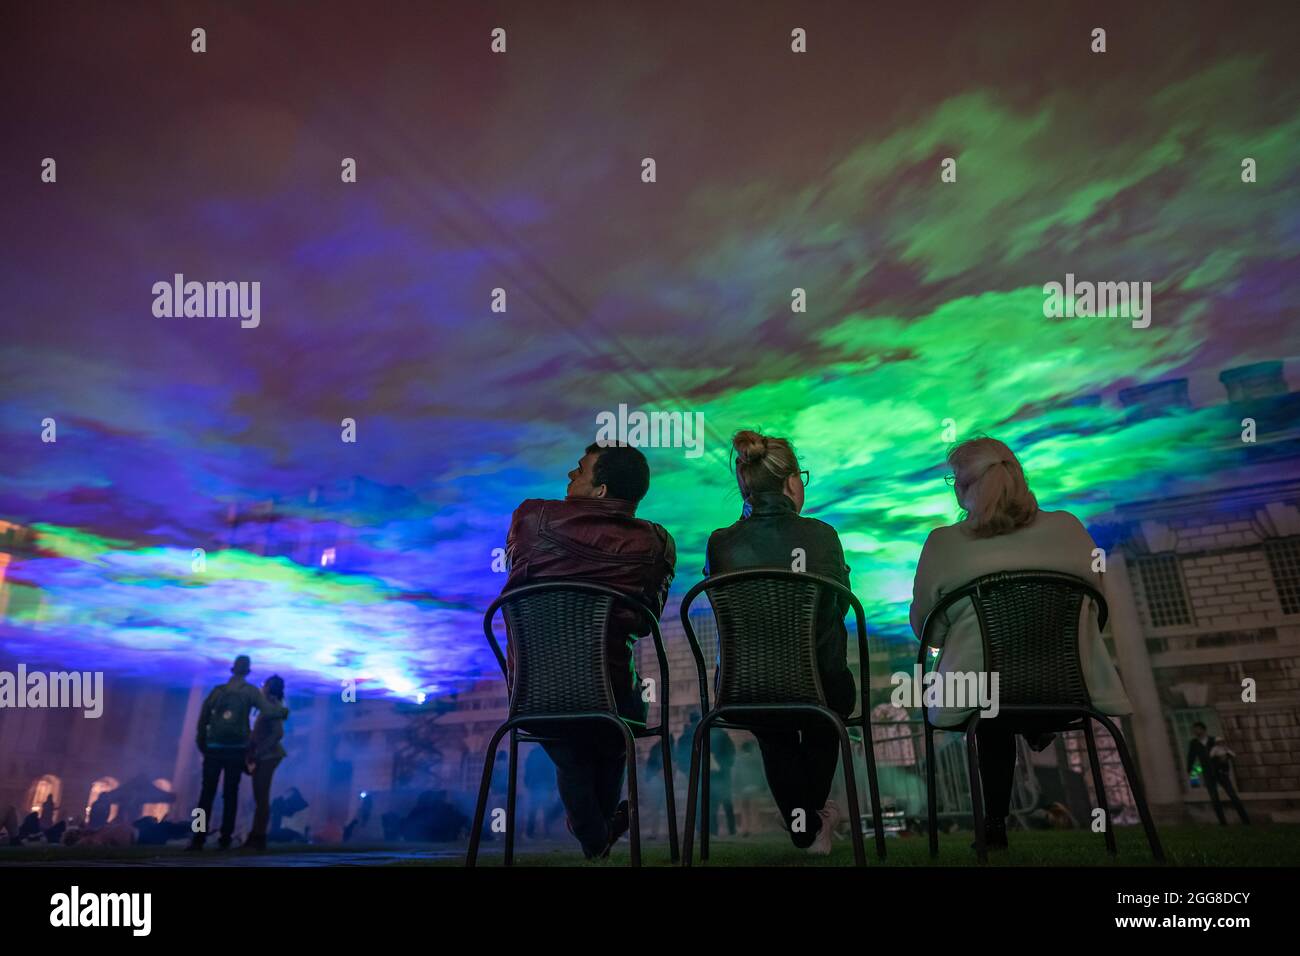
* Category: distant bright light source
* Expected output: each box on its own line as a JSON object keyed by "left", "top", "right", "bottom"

{"left": 320, "top": 547, "right": 336, "bottom": 567}
{"left": 416, "top": 692, "right": 427, "bottom": 705}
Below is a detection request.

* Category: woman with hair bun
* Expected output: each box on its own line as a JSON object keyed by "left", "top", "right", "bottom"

{"left": 910, "top": 437, "right": 1132, "bottom": 851}
{"left": 245, "top": 674, "right": 288, "bottom": 851}
{"left": 703, "top": 429, "right": 855, "bottom": 855}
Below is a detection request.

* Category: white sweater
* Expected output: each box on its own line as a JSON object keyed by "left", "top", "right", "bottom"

{"left": 909, "top": 509, "right": 1133, "bottom": 728}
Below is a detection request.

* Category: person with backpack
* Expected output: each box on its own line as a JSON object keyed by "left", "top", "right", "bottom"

{"left": 187, "top": 655, "right": 289, "bottom": 850}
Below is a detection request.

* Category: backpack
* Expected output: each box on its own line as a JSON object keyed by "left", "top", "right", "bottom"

{"left": 205, "top": 686, "right": 253, "bottom": 748}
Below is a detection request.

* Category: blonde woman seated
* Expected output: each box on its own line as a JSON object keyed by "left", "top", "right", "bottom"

{"left": 909, "top": 437, "right": 1131, "bottom": 850}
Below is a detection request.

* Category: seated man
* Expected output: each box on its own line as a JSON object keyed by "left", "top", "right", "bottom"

{"left": 501, "top": 442, "right": 676, "bottom": 859}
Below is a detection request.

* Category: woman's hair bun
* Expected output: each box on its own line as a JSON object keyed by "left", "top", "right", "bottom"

{"left": 732, "top": 429, "right": 769, "bottom": 463}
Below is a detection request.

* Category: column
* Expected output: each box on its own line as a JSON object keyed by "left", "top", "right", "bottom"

{"left": 170, "top": 678, "right": 207, "bottom": 819}
{"left": 1106, "top": 552, "right": 1186, "bottom": 822}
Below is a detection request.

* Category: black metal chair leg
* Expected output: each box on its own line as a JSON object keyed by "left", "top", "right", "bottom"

{"left": 965, "top": 722, "right": 987, "bottom": 864}
{"left": 859, "top": 714, "right": 887, "bottom": 859}
{"left": 681, "top": 720, "right": 706, "bottom": 866}
{"left": 833, "top": 720, "right": 866, "bottom": 866}
{"left": 504, "top": 729, "right": 519, "bottom": 866}
{"left": 466, "top": 722, "right": 511, "bottom": 867}
{"left": 925, "top": 721, "right": 939, "bottom": 858}
{"left": 621, "top": 725, "right": 641, "bottom": 867}
{"left": 1083, "top": 719, "right": 1116, "bottom": 857}
{"left": 661, "top": 725, "right": 680, "bottom": 863}
{"left": 1096, "top": 714, "right": 1165, "bottom": 862}
{"left": 700, "top": 727, "right": 712, "bottom": 861}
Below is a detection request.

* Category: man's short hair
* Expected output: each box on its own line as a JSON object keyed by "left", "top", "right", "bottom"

{"left": 586, "top": 442, "right": 650, "bottom": 504}
{"left": 1192, "top": 721, "right": 1207, "bottom": 732}
{"left": 232, "top": 655, "right": 251, "bottom": 675}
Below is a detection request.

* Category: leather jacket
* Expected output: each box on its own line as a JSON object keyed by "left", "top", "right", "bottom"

{"left": 502, "top": 495, "right": 676, "bottom": 720}
{"left": 704, "top": 491, "right": 856, "bottom": 715}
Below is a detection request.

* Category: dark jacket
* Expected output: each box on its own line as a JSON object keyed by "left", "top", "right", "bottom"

{"left": 1187, "top": 735, "right": 1228, "bottom": 778}
{"left": 502, "top": 495, "right": 677, "bottom": 720}
{"left": 704, "top": 491, "right": 856, "bottom": 716}
{"left": 196, "top": 677, "right": 290, "bottom": 754}
{"left": 250, "top": 697, "right": 288, "bottom": 762}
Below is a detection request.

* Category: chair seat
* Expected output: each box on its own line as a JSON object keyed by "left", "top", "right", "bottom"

{"left": 468, "top": 581, "right": 680, "bottom": 868}
{"left": 708, "top": 712, "right": 863, "bottom": 733}
{"left": 678, "top": 568, "right": 887, "bottom": 865}
{"left": 916, "top": 571, "right": 1164, "bottom": 863}
{"left": 932, "top": 707, "right": 1096, "bottom": 737}
{"left": 514, "top": 718, "right": 652, "bottom": 745}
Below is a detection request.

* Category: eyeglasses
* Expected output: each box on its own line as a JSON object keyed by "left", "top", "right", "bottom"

{"left": 944, "top": 474, "right": 956, "bottom": 485}
{"left": 798, "top": 470, "right": 810, "bottom": 487}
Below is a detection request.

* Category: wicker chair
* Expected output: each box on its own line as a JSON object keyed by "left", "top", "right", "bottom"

{"left": 678, "top": 569, "right": 887, "bottom": 866}
{"left": 917, "top": 570, "right": 1164, "bottom": 863}
{"left": 465, "top": 581, "right": 678, "bottom": 866}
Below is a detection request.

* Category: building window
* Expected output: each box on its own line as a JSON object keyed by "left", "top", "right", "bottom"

{"left": 1264, "top": 537, "right": 1300, "bottom": 615}
{"left": 85, "top": 776, "right": 120, "bottom": 825}
{"left": 140, "top": 778, "right": 174, "bottom": 822}
{"left": 1136, "top": 554, "right": 1193, "bottom": 628}
{"left": 26, "top": 774, "right": 61, "bottom": 816}
{"left": 1194, "top": 628, "right": 1278, "bottom": 649}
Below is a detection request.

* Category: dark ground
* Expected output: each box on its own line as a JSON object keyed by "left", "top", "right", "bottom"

{"left": 1, "top": 824, "right": 1293, "bottom": 867}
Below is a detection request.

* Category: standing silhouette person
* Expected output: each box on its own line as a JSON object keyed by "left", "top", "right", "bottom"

{"left": 734, "top": 741, "right": 766, "bottom": 836}
{"left": 708, "top": 730, "right": 737, "bottom": 837}
{"left": 39, "top": 794, "right": 55, "bottom": 830}
{"left": 245, "top": 674, "right": 289, "bottom": 850}
{"left": 87, "top": 791, "right": 113, "bottom": 829}
{"left": 1186, "top": 722, "right": 1250, "bottom": 825}
{"left": 188, "top": 655, "right": 289, "bottom": 850}
{"left": 523, "top": 746, "right": 564, "bottom": 839}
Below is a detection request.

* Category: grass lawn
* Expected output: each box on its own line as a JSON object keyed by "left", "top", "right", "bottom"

{"left": 5, "top": 823, "right": 1291, "bottom": 867}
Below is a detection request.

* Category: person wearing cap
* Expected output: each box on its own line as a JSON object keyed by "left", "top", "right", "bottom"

{"left": 187, "top": 656, "right": 290, "bottom": 850}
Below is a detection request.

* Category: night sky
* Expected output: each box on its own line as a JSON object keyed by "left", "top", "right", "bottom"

{"left": 2, "top": 1, "right": 1297, "bottom": 698}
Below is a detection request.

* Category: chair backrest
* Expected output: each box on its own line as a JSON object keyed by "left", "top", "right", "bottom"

{"left": 919, "top": 570, "right": 1108, "bottom": 712}
{"left": 484, "top": 582, "right": 656, "bottom": 718}
{"left": 680, "top": 569, "right": 863, "bottom": 709}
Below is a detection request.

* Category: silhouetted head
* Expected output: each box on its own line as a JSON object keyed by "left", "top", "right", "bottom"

{"left": 731, "top": 429, "right": 804, "bottom": 513}
{"left": 1193, "top": 722, "right": 1207, "bottom": 735}
{"left": 231, "top": 655, "right": 251, "bottom": 676}
{"left": 263, "top": 675, "right": 284, "bottom": 699}
{"left": 946, "top": 437, "right": 1038, "bottom": 538}
{"left": 568, "top": 443, "right": 651, "bottom": 503}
